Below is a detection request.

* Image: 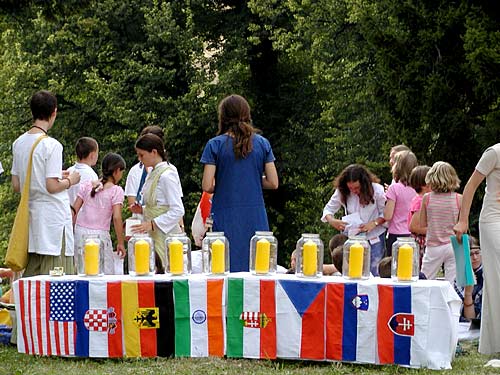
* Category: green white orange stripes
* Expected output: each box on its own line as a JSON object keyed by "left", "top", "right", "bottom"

{"left": 173, "top": 278, "right": 225, "bottom": 357}
{"left": 226, "top": 278, "right": 276, "bottom": 359}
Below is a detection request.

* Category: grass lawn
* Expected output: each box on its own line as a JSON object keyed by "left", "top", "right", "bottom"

{"left": 0, "top": 340, "right": 497, "bottom": 375}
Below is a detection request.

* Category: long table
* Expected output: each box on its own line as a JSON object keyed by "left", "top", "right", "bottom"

{"left": 13, "top": 273, "right": 460, "bottom": 369}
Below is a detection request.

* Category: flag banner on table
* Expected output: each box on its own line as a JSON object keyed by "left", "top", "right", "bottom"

{"left": 276, "top": 280, "right": 325, "bottom": 360}
{"left": 325, "top": 283, "right": 378, "bottom": 363}
{"left": 377, "top": 284, "right": 430, "bottom": 366}
{"left": 73, "top": 280, "right": 123, "bottom": 357}
{"left": 226, "top": 278, "right": 276, "bottom": 359}
{"left": 15, "top": 279, "right": 76, "bottom": 356}
{"left": 173, "top": 278, "right": 225, "bottom": 357}
{"left": 121, "top": 280, "right": 175, "bottom": 357}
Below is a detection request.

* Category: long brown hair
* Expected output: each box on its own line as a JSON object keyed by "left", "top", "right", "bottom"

{"left": 334, "top": 164, "right": 380, "bottom": 206}
{"left": 217, "top": 94, "right": 257, "bottom": 159}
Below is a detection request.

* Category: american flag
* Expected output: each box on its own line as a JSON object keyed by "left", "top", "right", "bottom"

{"left": 15, "top": 279, "right": 76, "bottom": 356}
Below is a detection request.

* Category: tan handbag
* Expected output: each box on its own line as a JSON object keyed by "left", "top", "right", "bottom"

{"left": 5, "top": 135, "right": 47, "bottom": 271}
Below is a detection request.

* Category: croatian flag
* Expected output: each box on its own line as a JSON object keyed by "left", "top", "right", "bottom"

{"left": 325, "top": 282, "right": 378, "bottom": 363}
{"left": 276, "top": 279, "right": 326, "bottom": 359}
{"left": 74, "top": 279, "right": 123, "bottom": 357}
{"left": 377, "top": 284, "right": 430, "bottom": 366}
{"left": 15, "top": 279, "right": 76, "bottom": 356}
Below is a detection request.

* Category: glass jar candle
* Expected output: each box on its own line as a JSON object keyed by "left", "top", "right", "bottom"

{"left": 201, "top": 232, "right": 229, "bottom": 275}
{"left": 391, "top": 237, "right": 419, "bottom": 282}
{"left": 342, "top": 235, "right": 370, "bottom": 279}
{"left": 76, "top": 235, "right": 104, "bottom": 276}
{"left": 249, "top": 231, "right": 278, "bottom": 275}
{"left": 128, "top": 233, "right": 155, "bottom": 276}
{"left": 165, "top": 232, "right": 192, "bottom": 276}
{"left": 295, "top": 233, "right": 324, "bottom": 278}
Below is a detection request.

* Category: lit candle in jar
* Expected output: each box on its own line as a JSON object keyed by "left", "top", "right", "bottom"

{"left": 211, "top": 239, "right": 225, "bottom": 274}
{"left": 169, "top": 239, "right": 184, "bottom": 275}
{"left": 255, "top": 238, "right": 271, "bottom": 274}
{"left": 397, "top": 244, "right": 413, "bottom": 281}
{"left": 135, "top": 239, "right": 150, "bottom": 275}
{"left": 348, "top": 242, "right": 364, "bottom": 278}
{"left": 84, "top": 240, "right": 99, "bottom": 276}
{"left": 303, "top": 240, "right": 317, "bottom": 276}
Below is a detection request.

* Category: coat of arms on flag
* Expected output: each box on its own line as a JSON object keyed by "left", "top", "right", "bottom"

{"left": 351, "top": 294, "right": 369, "bottom": 310}
{"left": 84, "top": 307, "right": 118, "bottom": 333}
{"left": 239, "top": 312, "right": 272, "bottom": 328}
{"left": 388, "top": 313, "right": 414, "bottom": 336}
{"left": 133, "top": 308, "right": 159, "bottom": 329}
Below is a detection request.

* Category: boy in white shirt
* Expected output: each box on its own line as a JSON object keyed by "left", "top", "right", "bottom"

{"left": 67, "top": 137, "right": 99, "bottom": 207}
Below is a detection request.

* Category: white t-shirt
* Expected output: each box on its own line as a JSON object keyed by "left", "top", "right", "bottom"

{"left": 11, "top": 133, "right": 73, "bottom": 256}
{"left": 67, "top": 162, "right": 98, "bottom": 205}
{"left": 0, "top": 161, "right": 4, "bottom": 175}
{"left": 125, "top": 161, "right": 183, "bottom": 202}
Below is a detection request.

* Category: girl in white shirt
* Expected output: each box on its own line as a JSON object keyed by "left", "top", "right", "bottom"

{"left": 130, "top": 134, "right": 185, "bottom": 268}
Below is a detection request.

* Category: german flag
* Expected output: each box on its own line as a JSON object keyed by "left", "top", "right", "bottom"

{"left": 121, "top": 280, "right": 174, "bottom": 357}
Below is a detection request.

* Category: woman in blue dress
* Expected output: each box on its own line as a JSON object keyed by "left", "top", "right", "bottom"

{"left": 201, "top": 94, "right": 279, "bottom": 271}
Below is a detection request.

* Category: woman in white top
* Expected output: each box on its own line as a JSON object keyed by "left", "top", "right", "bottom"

{"left": 454, "top": 143, "right": 500, "bottom": 355}
{"left": 130, "top": 134, "right": 184, "bottom": 268}
{"left": 321, "top": 164, "right": 386, "bottom": 276}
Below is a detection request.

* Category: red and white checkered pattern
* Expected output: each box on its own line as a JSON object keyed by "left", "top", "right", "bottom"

{"left": 84, "top": 309, "right": 108, "bottom": 332}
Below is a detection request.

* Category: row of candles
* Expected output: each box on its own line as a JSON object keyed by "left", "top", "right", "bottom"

{"left": 78, "top": 232, "right": 419, "bottom": 282}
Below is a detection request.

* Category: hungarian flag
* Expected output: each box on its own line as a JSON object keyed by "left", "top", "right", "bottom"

{"left": 325, "top": 282, "right": 378, "bottom": 363}
{"left": 73, "top": 279, "right": 123, "bottom": 357}
{"left": 15, "top": 279, "right": 76, "bottom": 356}
{"left": 173, "top": 277, "right": 225, "bottom": 357}
{"left": 276, "top": 279, "right": 325, "bottom": 360}
{"left": 226, "top": 277, "right": 276, "bottom": 359}
{"left": 121, "top": 280, "right": 175, "bottom": 357}
{"left": 377, "top": 284, "right": 430, "bottom": 366}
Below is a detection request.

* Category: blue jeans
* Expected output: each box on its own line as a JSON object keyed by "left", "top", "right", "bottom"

{"left": 370, "top": 232, "right": 386, "bottom": 276}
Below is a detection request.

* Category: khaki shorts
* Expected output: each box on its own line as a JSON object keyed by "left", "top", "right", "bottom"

{"left": 23, "top": 253, "right": 75, "bottom": 277}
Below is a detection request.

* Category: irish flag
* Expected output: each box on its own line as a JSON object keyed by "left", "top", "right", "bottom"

{"left": 226, "top": 277, "right": 276, "bottom": 359}
{"left": 173, "top": 277, "right": 225, "bottom": 357}
{"left": 276, "top": 279, "right": 325, "bottom": 360}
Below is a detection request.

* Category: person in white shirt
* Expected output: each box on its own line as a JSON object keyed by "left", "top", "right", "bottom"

{"left": 11, "top": 90, "right": 80, "bottom": 276}
{"left": 130, "top": 134, "right": 184, "bottom": 268}
{"left": 67, "top": 137, "right": 99, "bottom": 208}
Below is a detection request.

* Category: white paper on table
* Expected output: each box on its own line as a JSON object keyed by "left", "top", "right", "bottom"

{"left": 342, "top": 212, "right": 363, "bottom": 236}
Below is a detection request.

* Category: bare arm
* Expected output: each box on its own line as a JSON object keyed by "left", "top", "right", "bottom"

{"left": 46, "top": 170, "right": 80, "bottom": 194}
{"left": 11, "top": 175, "right": 20, "bottom": 193}
{"left": 202, "top": 164, "right": 216, "bottom": 193}
{"left": 112, "top": 204, "right": 126, "bottom": 257}
{"left": 383, "top": 199, "right": 395, "bottom": 221}
{"left": 409, "top": 207, "right": 427, "bottom": 235}
{"left": 262, "top": 162, "right": 279, "bottom": 189}
{"left": 419, "top": 194, "right": 429, "bottom": 230}
{"left": 453, "top": 170, "right": 485, "bottom": 242}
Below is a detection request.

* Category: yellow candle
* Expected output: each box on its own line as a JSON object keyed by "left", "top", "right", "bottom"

{"left": 397, "top": 244, "right": 413, "bottom": 281}
{"left": 255, "top": 238, "right": 271, "bottom": 274}
{"left": 84, "top": 240, "right": 99, "bottom": 276}
{"left": 348, "top": 242, "right": 364, "bottom": 278}
{"left": 303, "top": 240, "right": 317, "bottom": 276}
{"left": 135, "top": 239, "right": 150, "bottom": 275}
{"left": 169, "top": 239, "right": 184, "bottom": 275}
{"left": 211, "top": 239, "right": 225, "bottom": 274}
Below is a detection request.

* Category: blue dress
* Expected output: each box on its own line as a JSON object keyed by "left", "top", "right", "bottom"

{"left": 200, "top": 134, "right": 275, "bottom": 271}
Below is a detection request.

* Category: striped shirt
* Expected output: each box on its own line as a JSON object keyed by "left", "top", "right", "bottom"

{"left": 424, "top": 192, "right": 460, "bottom": 247}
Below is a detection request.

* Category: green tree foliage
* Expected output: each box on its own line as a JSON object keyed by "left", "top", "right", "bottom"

{"left": 1, "top": 0, "right": 499, "bottom": 265}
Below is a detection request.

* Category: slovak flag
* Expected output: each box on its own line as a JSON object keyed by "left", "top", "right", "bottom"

{"left": 377, "top": 284, "right": 431, "bottom": 366}
{"left": 326, "top": 282, "right": 378, "bottom": 363}
{"left": 276, "top": 279, "right": 326, "bottom": 360}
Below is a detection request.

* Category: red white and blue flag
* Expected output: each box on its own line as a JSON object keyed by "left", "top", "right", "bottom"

{"left": 15, "top": 279, "right": 76, "bottom": 356}
{"left": 325, "top": 282, "right": 378, "bottom": 363}
{"left": 377, "top": 284, "right": 430, "bottom": 366}
{"left": 276, "top": 279, "right": 326, "bottom": 360}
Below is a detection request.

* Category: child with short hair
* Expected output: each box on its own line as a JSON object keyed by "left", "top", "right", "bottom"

{"left": 420, "top": 161, "right": 462, "bottom": 282}
{"left": 67, "top": 137, "right": 99, "bottom": 206}
{"left": 73, "top": 153, "right": 127, "bottom": 274}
